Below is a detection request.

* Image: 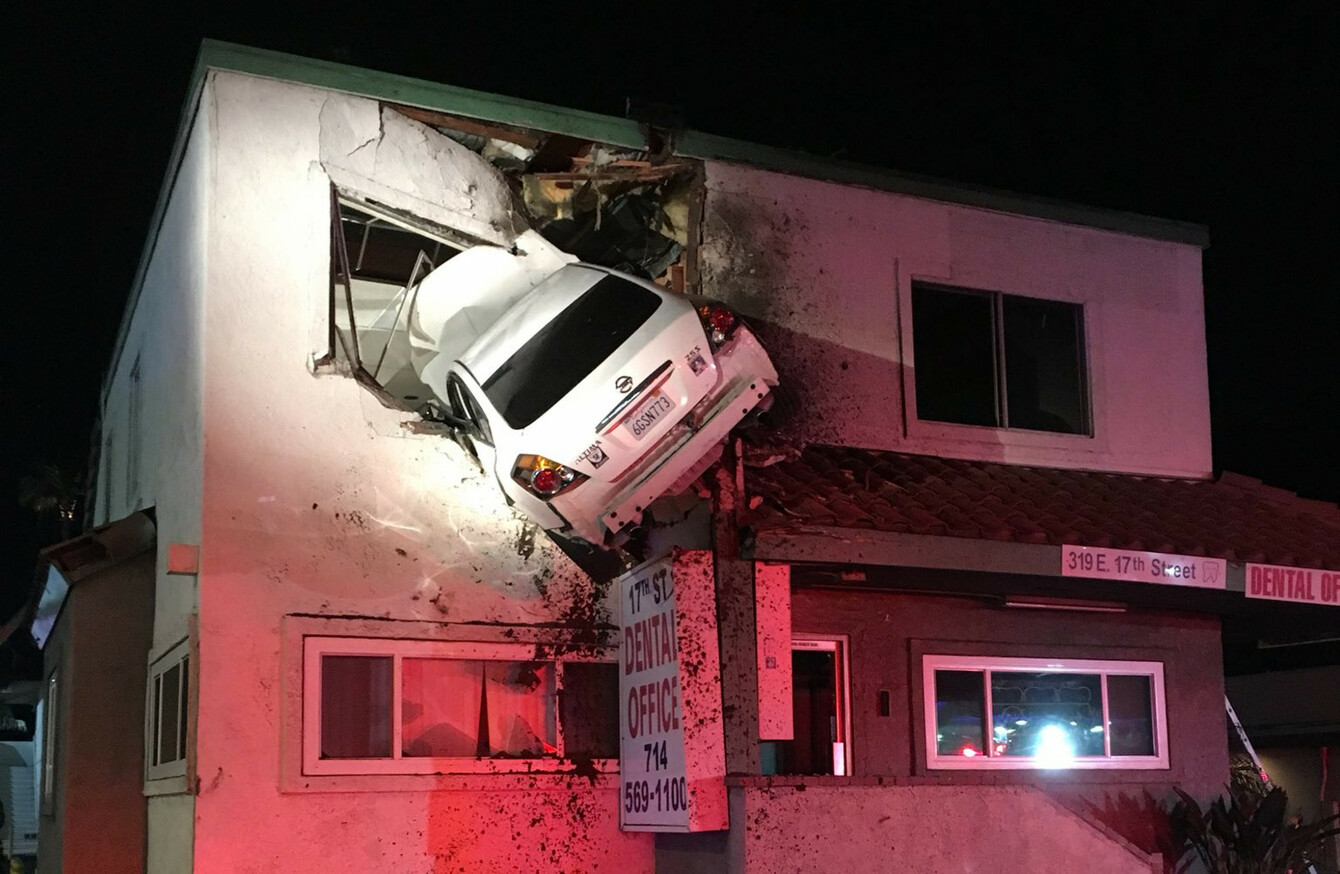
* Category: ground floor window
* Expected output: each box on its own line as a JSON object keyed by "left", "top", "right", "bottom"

{"left": 923, "top": 655, "right": 1168, "bottom": 769}
{"left": 762, "top": 636, "right": 851, "bottom": 776}
{"left": 145, "top": 638, "right": 191, "bottom": 782}
{"left": 302, "top": 637, "right": 618, "bottom": 775}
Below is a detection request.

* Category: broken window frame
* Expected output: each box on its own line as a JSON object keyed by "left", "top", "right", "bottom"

{"left": 301, "top": 636, "right": 618, "bottom": 776}
{"left": 321, "top": 187, "right": 486, "bottom": 419}
{"left": 921, "top": 654, "right": 1168, "bottom": 770}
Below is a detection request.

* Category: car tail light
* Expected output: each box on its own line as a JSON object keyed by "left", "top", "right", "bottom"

{"left": 512, "top": 455, "right": 587, "bottom": 500}
{"left": 697, "top": 302, "right": 739, "bottom": 349}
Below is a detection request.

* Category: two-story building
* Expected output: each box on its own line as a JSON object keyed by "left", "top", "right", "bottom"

{"left": 26, "top": 40, "right": 1340, "bottom": 874}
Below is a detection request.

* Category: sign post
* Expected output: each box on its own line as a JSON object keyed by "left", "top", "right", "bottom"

{"left": 618, "top": 550, "right": 727, "bottom": 832}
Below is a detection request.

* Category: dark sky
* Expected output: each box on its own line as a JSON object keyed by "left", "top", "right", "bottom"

{"left": 3, "top": 5, "right": 1337, "bottom": 610}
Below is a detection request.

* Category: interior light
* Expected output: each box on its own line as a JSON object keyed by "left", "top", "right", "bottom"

{"left": 1035, "top": 724, "right": 1075, "bottom": 769}
{"left": 959, "top": 745, "right": 980, "bottom": 758}
{"left": 1089, "top": 725, "right": 1104, "bottom": 733}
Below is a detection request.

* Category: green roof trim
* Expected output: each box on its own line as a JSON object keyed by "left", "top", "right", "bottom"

{"left": 105, "top": 39, "right": 1210, "bottom": 400}
{"left": 199, "top": 40, "right": 1209, "bottom": 247}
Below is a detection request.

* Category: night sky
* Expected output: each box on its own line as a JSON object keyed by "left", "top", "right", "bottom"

{"left": 3, "top": 6, "right": 1337, "bottom": 620}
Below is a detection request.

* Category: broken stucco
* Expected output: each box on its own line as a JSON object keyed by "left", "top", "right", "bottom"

{"left": 318, "top": 99, "right": 529, "bottom": 249}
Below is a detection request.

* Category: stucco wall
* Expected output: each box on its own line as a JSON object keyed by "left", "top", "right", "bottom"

{"left": 733, "top": 783, "right": 1159, "bottom": 873}
{"left": 789, "top": 587, "right": 1227, "bottom": 850}
{"left": 97, "top": 79, "right": 209, "bottom": 656}
{"left": 37, "top": 551, "right": 154, "bottom": 874}
{"left": 191, "top": 71, "right": 650, "bottom": 873}
{"left": 699, "top": 162, "right": 1212, "bottom": 478}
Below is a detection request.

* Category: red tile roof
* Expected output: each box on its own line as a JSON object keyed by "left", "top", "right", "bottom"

{"left": 744, "top": 445, "right": 1340, "bottom": 570}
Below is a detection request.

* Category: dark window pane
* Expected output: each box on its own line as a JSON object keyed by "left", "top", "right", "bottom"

{"left": 483, "top": 275, "right": 662, "bottom": 429}
{"left": 934, "top": 670, "right": 986, "bottom": 757}
{"left": 321, "top": 656, "right": 393, "bottom": 759}
{"left": 158, "top": 664, "right": 181, "bottom": 765}
{"left": 912, "top": 285, "right": 998, "bottom": 427}
{"left": 152, "top": 674, "right": 164, "bottom": 766}
{"left": 1107, "top": 674, "right": 1155, "bottom": 756}
{"left": 179, "top": 656, "right": 190, "bottom": 761}
{"left": 991, "top": 672, "right": 1104, "bottom": 760}
{"left": 559, "top": 663, "right": 620, "bottom": 759}
{"left": 1002, "top": 296, "right": 1087, "bottom": 433}
{"left": 341, "top": 207, "right": 453, "bottom": 284}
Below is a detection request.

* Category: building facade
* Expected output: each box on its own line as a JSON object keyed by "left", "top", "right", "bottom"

{"left": 37, "top": 40, "right": 1340, "bottom": 874}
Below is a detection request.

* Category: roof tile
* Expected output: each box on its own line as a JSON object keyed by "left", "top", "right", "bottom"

{"left": 745, "top": 446, "right": 1340, "bottom": 570}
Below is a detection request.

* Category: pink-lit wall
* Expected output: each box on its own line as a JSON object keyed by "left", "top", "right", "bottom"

{"left": 699, "top": 162, "right": 1212, "bottom": 478}
{"left": 788, "top": 587, "right": 1227, "bottom": 854}
{"left": 730, "top": 782, "right": 1160, "bottom": 873}
{"left": 189, "top": 72, "right": 651, "bottom": 873}
{"left": 37, "top": 551, "right": 154, "bottom": 874}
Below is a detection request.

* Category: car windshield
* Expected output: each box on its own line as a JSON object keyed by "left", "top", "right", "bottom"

{"left": 482, "top": 274, "right": 662, "bottom": 429}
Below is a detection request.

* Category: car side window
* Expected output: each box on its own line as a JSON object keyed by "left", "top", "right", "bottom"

{"left": 447, "top": 376, "right": 493, "bottom": 446}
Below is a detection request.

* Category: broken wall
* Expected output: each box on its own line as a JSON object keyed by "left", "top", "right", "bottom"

{"left": 191, "top": 71, "right": 649, "bottom": 873}
{"left": 697, "top": 162, "right": 1212, "bottom": 479}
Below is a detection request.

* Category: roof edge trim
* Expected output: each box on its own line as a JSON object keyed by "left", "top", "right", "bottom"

{"left": 680, "top": 131, "right": 1210, "bottom": 247}
{"left": 104, "top": 39, "right": 1211, "bottom": 401}
{"left": 750, "top": 526, "right": 1060, "bottom": 576}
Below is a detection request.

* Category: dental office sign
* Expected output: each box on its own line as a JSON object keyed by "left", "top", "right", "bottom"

{"left": 1245, "top": 563, "right": 1340, "bottom": 607}
{"left": 618, "top": 551, "right": 727, "bottom": 833}
{"left": 1061, "top": 545, "right": 1226, "bottom": 589}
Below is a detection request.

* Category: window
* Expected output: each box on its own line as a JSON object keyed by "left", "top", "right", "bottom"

{"left": 481, "top": 274, "right": 662, "bottom": 430}
{"left": 923, "top": 655, "right": 1167, "bottom": 769}
{"left": 324, "top": 193, "right": 463, "bottom": 412}
{"left": 40, "top": 671, "right": 58, "bottom": 813}
{"left": 146, "top": 639, "right": 191, "bottom": 782}
{"left": 127, "top": 354, "right": 141, "bottom": 503}
{"left": 911, "top": 283, "right": 1089, "bottom": 435}
{"left": 761, "top": 636, "right": 851, "bottom": 777}
{"left": 302, "top": 637, "right": 619, "bottom": 775}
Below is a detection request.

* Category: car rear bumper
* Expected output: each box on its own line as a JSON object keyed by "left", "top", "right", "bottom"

{"left": 553, "top": 326, "right": 777, "bottom": 544}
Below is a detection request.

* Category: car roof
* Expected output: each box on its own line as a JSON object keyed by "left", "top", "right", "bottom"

{"left": 457, "top": 263, "right": 679, "bottom": 383}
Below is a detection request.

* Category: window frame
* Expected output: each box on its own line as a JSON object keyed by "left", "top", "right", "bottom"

{"left": 127, "top": 353, "right": 142, "bottom": 506}
{"left": 40, "top": 670, "right": 58, "bottom": 815}
{"left": 792, "top": 635, "right": 853, "bottom": 777}
{"left": 906, "top": 280, "right": 1094, "bottom": 439}
{"left": 921, "top": 654, "right": 1168, "bottom": 771}
{"left": 302, "top": 636, "right": 618, "bottom": 777}
{"left": 145, "top": 637, "right": 192, "bottom": 785}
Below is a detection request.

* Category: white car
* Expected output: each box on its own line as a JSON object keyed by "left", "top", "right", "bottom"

{"left": 422, "top": 260, "right": 777, "bottom": 546}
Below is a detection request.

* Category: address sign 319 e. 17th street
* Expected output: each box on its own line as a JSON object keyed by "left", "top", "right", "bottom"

{"left": 1061, "top": 545, "right": 1226, "bottom": 589}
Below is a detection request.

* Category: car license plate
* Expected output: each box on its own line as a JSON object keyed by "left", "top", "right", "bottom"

{"left": 624, "top": 391, "right": 674, "bottom": 441}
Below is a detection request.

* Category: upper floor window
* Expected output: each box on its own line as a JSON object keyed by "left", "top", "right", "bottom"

{"left": 923, "top": 654, "right": 1167, "bottom": 770}
{"left": 302, "top": 636, "right": 618, "bottom": 776}
{"left": 911, "top": 283, "right": 1090, "bottom": 435}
